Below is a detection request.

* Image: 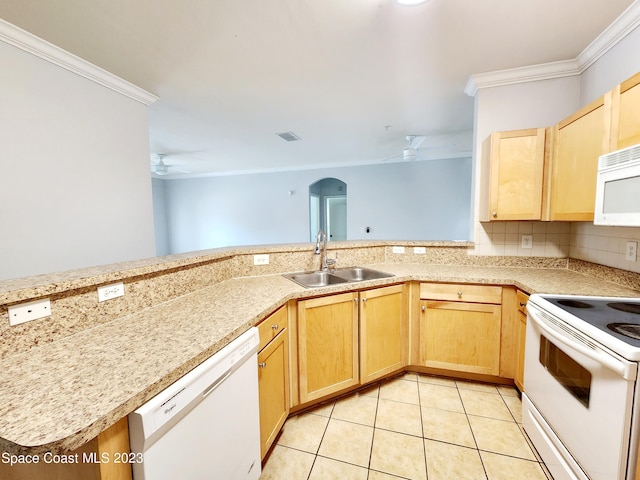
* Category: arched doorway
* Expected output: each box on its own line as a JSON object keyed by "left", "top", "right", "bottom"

{"left": 309, "top": 178, "right": 347, "bottom": 242}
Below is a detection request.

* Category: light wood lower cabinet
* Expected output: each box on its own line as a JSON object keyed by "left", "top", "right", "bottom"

{"left": 420, "top": 283, "right": 502, "bottom": 376}
{"left": 0, "top": 417, "right": 132, "bottom": 480}
{"left": 257, "top": 306, "right": 289, "bottom": 459}
{"left": 514, "top": 290, "right": 529, "bottom": 392}
{"left": 297, "top": 292, "right": 359, "bottom": 404}
{"left": 360, "top": 284, "right": 408, "bottom": 384}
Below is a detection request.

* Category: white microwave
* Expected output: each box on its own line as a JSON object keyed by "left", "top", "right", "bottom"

{"left": 594, "top": 143, "right": 640, "bottom": 226}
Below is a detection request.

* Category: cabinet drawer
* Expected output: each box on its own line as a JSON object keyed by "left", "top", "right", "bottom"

{"left": 258, "top": 306, "right": 288, "bottom": 351}
{"left": 420, "top": 283, "right": 502, "bottom": 304}
{"left": 516, "top": 290, "right": 529, "bottom": 315}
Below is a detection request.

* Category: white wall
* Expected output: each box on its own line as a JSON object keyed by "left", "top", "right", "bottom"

{"left": 470, "top": 22, "right": 640, "bottom": 272}
{"left": 0, "top": 40, "right": 156, "bottom": 280}
{"left": 159, "top": 157, "right": 472, "bottom": 254}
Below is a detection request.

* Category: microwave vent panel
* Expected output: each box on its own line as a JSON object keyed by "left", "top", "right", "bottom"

{"left": 599, "top": 144, "right": 640, "bottom": 171}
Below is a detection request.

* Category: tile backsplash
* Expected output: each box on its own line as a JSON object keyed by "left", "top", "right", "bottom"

{"left": 571, "top": 223, "right": 640, "bottom": 274}
{"left": 471, "top": 221, "right": 640, "bottom": 274}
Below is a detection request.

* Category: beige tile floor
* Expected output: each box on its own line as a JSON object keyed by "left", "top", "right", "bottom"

{"left": 260, "top": 373, "right": 552, "bottom": 480}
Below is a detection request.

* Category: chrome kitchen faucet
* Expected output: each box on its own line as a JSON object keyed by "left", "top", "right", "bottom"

{"left": 315, "top": 229, "right": 337, "bottom": 270}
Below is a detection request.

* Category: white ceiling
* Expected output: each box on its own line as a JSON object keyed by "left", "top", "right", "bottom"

{"left": 0, "top": 0, "right": 635, "bottom": 177}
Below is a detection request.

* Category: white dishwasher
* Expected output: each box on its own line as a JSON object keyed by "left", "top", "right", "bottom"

{"left": 128, "top": 327, "right": 261, "bottom": 480}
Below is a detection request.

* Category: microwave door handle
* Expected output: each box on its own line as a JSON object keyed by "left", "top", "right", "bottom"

{"left": 528, "top": 307, "right": 637, "bottom": 381}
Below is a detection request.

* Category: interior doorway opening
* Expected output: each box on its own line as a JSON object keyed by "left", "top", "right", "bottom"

{"left": 309, "top": 178, "right": 347, "bottom": 242}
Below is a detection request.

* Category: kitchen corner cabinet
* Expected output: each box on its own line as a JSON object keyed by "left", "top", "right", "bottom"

{"left": 297, "top": 292, "right": 359, "bottom": 404}
{"left": 419, "top": 283, "right": 502, "bottom": 376}
{"left": 514, "top": 290, "right": 529, "bottom": 392}
{"left": 360, "top": 284, "right": 408, "bottom": 385}
{"left": 546, "top": 95, "right": 609, "bottom": 221}
{"left": 608, "top": 71, "right": 640, "bottom": 151}
{"left": 257, "top": 306, "right": 289, "bottom": 459}
{"left": 480, "top": 128, "right": 546, "bottom": 221}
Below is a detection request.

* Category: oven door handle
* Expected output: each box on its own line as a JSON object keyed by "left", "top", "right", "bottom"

{"left": 528, "top": 306, "right": 637, "bottom": 381}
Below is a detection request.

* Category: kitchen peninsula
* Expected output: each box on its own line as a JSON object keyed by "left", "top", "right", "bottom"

{"left": 1, "top": 241, "right": 639, "bottom": 478}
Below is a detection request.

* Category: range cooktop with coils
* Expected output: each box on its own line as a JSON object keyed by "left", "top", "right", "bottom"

{"left": 530, "top": 294, "right": 640, "bottom": 360}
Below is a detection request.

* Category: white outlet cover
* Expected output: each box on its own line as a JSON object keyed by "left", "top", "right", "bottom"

{"left": 8, "top": 298, "right": 51, "bottom": 326}
{"left": 254, "top": 254, "right": 270, "bottom": 265}
{"left": 392, "top": 246, "right": 405, "bottom": 254}
{"left": 626, "top": 241, "right": 638, "bottom": 262}
{"left": 413, "top": 247, "right": 426, "bottom": 254}
{"left": 521, "top": 235, "right": 533, "bottom": 249}
{"left": 98, "top": 282, "right": 125, "bottom": 302}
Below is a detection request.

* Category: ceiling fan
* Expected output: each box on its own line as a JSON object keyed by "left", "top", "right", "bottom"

{"left": 151, "top": 153, "right": 191, "bottom": 176}
{"left": 384, "top": 135, "right": 426, "bottom": 162}
{"left": 383, "top": 131, "right": 473, "bottom": 162}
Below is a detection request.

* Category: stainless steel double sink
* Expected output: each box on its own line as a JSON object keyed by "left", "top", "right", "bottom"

{"left": 283, "top": 266, "right": 394, "bottom": 288}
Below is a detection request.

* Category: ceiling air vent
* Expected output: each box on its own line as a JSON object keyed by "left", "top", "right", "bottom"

{"left": 277, "top": 131, "right": 301, "bottom": 142}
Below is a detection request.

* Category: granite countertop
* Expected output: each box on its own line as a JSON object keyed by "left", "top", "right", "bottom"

{"left": 1, "top": 263, "right": 638, "bottom": 455}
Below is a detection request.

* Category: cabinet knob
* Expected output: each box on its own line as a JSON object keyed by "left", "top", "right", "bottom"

{"left": 271, "top": 324, "right": 279, "bottom": 330}
{"left": 362, "top": 298, "right": 367, "bottom": 303}
{"left": 457, "top": 291, "right": 463, "bottom": 298}
{"left": 492, "top": 211, "right": 497, "bottom": 218}
{"left": 258, "top": 362, "right": 266, "bottom": 368}
{"left": 354, "top": 298, "right": 358, "bottom": 303}
{"left": 421, "top": 305, "right": 426, "bottom": 312}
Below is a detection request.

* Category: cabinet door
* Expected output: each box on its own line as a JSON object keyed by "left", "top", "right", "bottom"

{"left": 420, "top": 300, "right": 501, "bottom": 376}
{"left": 514, "top": 291, "right": 529, "bottom": 392}
{"left": 609, "top": 71, "right": 640, "bottom": 151}
{"left": 547, "top": 96, "right": 609, "bottom": 221}
{"left": 258, "top": 329, "right": 289, "bottom": 459}
{"left": 480, "top": 128, "right": 546, "bottom": 221}
{"left": 360, "top": 284, "right": 407, "bottom": 385}
{"left": 297, "top": 292, "right": 359, "bottom": 403}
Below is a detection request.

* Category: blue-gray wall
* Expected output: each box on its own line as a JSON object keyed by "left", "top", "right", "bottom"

{"left": 154, "top": 158, "right": 472, "bottom": 255}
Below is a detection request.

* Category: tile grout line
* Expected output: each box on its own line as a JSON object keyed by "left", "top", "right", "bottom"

{"left": 456, "top": 381, "right": 491, "bottom": 480}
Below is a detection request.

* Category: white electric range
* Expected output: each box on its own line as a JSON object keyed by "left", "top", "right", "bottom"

{"left": 523, "top": 294, "right": 640, "bottom": 480}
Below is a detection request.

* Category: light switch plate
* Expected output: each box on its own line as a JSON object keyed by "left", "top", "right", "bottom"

{"left": 8, "top": 298, "right": 51, "bottom": 326}
{"left": 392, "top": 246, "right": 405, "bottom": 254}
{"left": 413, "top": 247, "right": 426, "bottom": 254}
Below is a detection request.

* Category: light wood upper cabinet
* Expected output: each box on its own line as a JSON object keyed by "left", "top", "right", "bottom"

{"left": 297, "top": 292, "right": 359, "bottom": 403}
{"left": 360, "top": 284, "right": 408, "bottom": 385}
{"left": 608, "top": 71, "right": 640, "bottom": 151}
{"left": 546, "top": 95, "right": 609, "bottom": 221}
{"left": 420, "top": 283, "right": 502, "bottom": 376}
{"left": 480, "top": 128, "right": 546, "bottom": 221}
{"left": 257, "top": 306, "right": 289, "bottom": 459}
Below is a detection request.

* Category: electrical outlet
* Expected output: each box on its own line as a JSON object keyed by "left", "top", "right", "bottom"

{"left": 626, "top": 241, "right": 638, "bottom": 262}
{"left": 253, "top": 254, "right": 269, "bottom": 265}
{"left": 8, "top": 298, "right": 51, "bottom": 326}
{"left": 98, "top": 282, "right": 125, "bottom": 302}
{"left": 521, "top": 235, "right": 533, "bottom": 249}
{"left": 392, "top": 246, "right": 405, "bottom": 254}
{"left": 413, "top": 247, "right": 426, "bottom": 254}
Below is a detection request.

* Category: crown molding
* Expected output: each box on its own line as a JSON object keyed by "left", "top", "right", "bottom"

{"left": 465, "top": 0, "right": 640, "bottom": 97}
{"left": 0, "top": 18, "right": 158, "bottom": 106}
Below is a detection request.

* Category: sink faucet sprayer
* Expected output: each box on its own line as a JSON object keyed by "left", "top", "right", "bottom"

{"left": 315, "top": 229, "right": 337, "bottom": 270}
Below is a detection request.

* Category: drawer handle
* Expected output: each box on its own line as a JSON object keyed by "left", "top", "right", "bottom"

{"left": 519, "top": 302, "right": 527, "bottom": 307}
{"left": 271, "top": 324, "right": 279, "bottom": 330}
{"left": 258, "top": 362, "right": 266, "bottom": 368}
